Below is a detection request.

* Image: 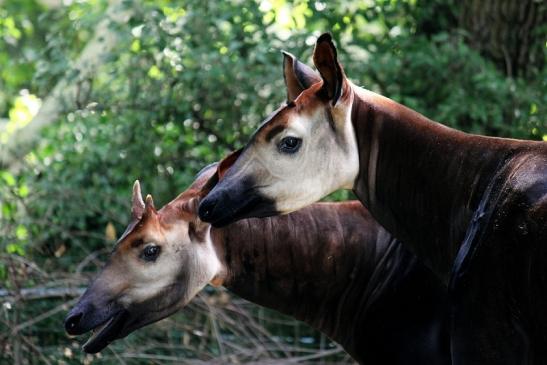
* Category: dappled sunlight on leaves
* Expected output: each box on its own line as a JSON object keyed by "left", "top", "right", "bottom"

{"left": 0, "top": 91, "right": 41, "bottom": 143}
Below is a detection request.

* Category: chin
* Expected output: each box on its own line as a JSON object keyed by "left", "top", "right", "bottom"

{"left": 66, "top": 300, "right": 182, "bottom": 354}
{"left": 81, "top": 310, "right": 130, "bottom": 354}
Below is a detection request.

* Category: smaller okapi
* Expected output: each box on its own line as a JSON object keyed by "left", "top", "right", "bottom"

{"left": 65, "top": 163, "right": 449, "bottom": 364}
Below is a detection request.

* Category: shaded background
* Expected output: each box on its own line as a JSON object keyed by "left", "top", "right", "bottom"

{"left": 0, "top": 0, "right": 545, "bottom": 363}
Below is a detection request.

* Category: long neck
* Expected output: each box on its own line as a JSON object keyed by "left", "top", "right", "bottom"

{"left": 210, "top": 202, "right": 448, "bottom": 364}
{"left": 212, "top": 202, "right": 381, "bottom": 342}
{"left": 349, "top": 86, "right": 533, "bottom": 282}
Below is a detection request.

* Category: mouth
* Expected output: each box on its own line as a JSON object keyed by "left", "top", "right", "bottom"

{"left": 83, "top": 310, "right": 128, "bottom": 354}
{"left": 210, "top": 196, "right": 279, "bottom": 227}
{"left": 208, "top": 195, "right": 259, "bottom": 227}
{"left": 210, "top": 204, "right": 253, "bottom": 227}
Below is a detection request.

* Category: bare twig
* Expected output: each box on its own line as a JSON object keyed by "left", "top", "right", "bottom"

{"left": 11, "top": 298, "right": 77, "bottom": 333}
{"left": 0, "top": 287, "right": 85, "bottom": 301}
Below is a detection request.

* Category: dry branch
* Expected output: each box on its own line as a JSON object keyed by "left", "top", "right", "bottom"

{"left": 0, "top": 286, "right": 85, "bottom": 301}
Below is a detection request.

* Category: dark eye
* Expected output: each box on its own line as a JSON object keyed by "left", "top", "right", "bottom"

{"left": 278, "top": 137, "right": 302, "bottom": 154}
{"left": 140, "top": 245, "right": 161, "bottom": 262}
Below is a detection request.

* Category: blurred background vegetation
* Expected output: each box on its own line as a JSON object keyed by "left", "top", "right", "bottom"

{"left": 0, "top": 0, "right": 545, "bottom": 363}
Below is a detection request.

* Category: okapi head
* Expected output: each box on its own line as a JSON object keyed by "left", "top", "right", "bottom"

{"left": 64, "top": 165, "right": 228, "bottom": 353}
{"left": 199, "top": 33, "right": 359, "bottom": 227}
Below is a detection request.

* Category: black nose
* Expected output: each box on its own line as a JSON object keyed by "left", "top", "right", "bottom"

{"left": 65, "top": 311, "right": 83, "bottom": 335}
{"left": 198, "top": 196, "right": 217, "bottom": 222}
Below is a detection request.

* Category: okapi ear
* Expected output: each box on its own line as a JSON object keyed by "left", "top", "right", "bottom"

{"left": 132, "top": 180, "right": 145, "bottom": 220}
{"left": 312, "top": 33, "right": 345, "bottom": 106}
{"left": 188, "top": 219, "right": 209, "bottom": 243}
{"left": 201, "top": 149, "right": 243, "bottom": 195}
{"left": 217, "top": 148, "right": 243, "bottom": 180}
{"left": 282, "top": 51, "right": 321, "bottom": 102}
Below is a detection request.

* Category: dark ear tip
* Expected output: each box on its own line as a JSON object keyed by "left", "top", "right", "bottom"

{"left": 317, "top": 32, "right": 333, "bottom": 44}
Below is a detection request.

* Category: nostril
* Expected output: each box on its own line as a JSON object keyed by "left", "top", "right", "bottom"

{"left": 65, "top": 312, "right": 83, "bottom": 334}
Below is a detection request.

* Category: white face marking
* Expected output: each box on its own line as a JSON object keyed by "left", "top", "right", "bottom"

{"left": 117, "top": 222, "right": 222, "bottom": 308}
{"left": 232, "top": 96, "right": 359, "bottom": 215}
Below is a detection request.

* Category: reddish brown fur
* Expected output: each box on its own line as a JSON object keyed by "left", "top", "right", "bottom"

{"left": 217, "top": 149, "right": 242, "bottom": 180}
{"left": 250, "top": 83, "right": 329, "bottom": 145}
{"left": 252, "top": 76, "right": 356, "bottom": 145}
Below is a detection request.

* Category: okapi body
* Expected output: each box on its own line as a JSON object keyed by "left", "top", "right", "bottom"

{"left": 65, "top": 165, "right": 449, "bottom": 364}
{"left": 198, "top": 33, "right": 547, "bottom": 364}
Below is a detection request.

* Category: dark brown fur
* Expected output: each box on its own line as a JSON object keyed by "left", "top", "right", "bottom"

{"left": 349, "top": 87, "right": 546, "bottom": 364}
{"left": 211, "top": 201, "right": 449, "bottom": 364}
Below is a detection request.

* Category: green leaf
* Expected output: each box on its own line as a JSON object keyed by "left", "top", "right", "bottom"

{"left": 16, "top": 224, "right": 28, "bottom": 240}
{"left": 1, "top": 171, "right": 16, "bottom": 186}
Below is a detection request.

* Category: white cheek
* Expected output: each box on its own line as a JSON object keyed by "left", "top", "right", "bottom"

{"left": 262, "top": 105, "right": 359, "bottom": 214}
{"left": 119, "top": 227, "right": 222, "bottom": 307}
{"left": 188, "top": 233, "right": 222, "bottom": 297}
{"left": 118, "top": 255, "right": 180, "bottom": 306}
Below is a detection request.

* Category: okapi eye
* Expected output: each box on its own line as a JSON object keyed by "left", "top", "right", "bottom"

{"left": 278, "top": 137, "right": 302, "bottom": 154}
{"left": 141, "top": 245, "right": 161, "bottom": 262}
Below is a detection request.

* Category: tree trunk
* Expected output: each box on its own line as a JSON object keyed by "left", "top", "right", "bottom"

{"left": 459, "top": 0, "right": 546, "bottom": 78}
{"left": 0, "top": 0, "right": 133, "bottom": 169}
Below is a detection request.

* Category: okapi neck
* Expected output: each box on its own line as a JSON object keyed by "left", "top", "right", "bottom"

{"left": 211, "top": 203, "right": 386, "bottom": 359}
{"left": 209, "top": 203, "right": 449, "bottom": 364}
{"left": 350, "top": 87, "right": 526, "bottom": 283}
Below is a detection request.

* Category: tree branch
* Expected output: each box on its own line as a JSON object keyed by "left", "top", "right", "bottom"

{"left": 0, "top": 0, "right": 134, "bottom": 169}
{"left": 0, "top": 286, "right": 85, "bottom": 301}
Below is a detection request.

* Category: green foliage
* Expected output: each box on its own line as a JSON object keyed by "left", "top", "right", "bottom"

{"left": 359, "top": 32, "right": 545, "bottom": 138}
{"left": 0, "top": 0, "right": 544, "bottom": 363}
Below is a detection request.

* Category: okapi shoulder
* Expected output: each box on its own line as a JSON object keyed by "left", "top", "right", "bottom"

{"left": 497, "top": 151, "right": 546, "bottom": 213}
{"left": 505, "top": 150, "right": 546, "bottom": 193}
{"left": 504, "top": 152, "right": 547, "bottom": 238}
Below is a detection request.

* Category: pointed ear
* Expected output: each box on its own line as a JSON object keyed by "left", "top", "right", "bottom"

{"left": 200, "top": 149, "right": 243, "bottom": 195}
{"left": 118, "top": 181, "right": 148, "bottom": 243}
{"left": 217, "top": 148, "right": 243, "bottom": 180}
{"left": 312, "top": 33, "right": 345, "bottom": 105}
{"left": 282, "top": 51, "right": 321, "bottom": 102}
{"left": 143, "top": 194, "right": 157, "bottom": 217}
{"left": 132, "top": 180, "right": 145, "bottom": 220}
{"left": 188, "top": 219, "right": 210, "bottom": 243}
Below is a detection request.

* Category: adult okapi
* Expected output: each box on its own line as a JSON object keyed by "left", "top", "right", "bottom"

{"left": 198, "top": 34, "right": 547, "bottom": 364}
{"left": 65, "top": 163, "right": 449, "bottom": 364}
